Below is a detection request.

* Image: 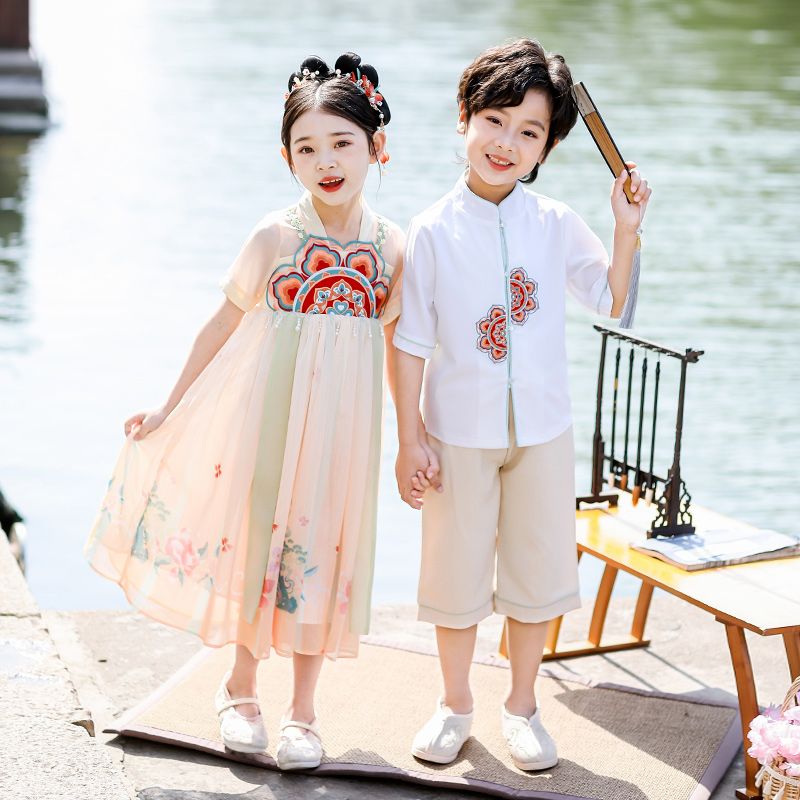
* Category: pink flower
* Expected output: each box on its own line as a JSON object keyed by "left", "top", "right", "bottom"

{"left": 782, "top": 729, "right": 800, "bottom": 758}
{"left": 337, "top": 580, "right": 352, "bottom": 614}
{"left": 747, "top": 710, "right": 800, "bottom": 767}
{"left": 749, "top": 714, "right": 773, "bottom": 732}
{"left": 258, "top": 578, "right": 275, "bottom": 609}
{"left": 747, "top": 736, "right": 779, "bottom": 765}
{"left": 764, "top": 703, "right": 783, "bottom": 720}
{"left": 164, "top": 532, "right": 199, "bottom": 576}
{"left": 220, "top": 537, "right": 232, "bottom": 553}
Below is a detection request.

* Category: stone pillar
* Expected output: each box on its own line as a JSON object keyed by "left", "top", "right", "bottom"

{"left": 0, "top": 0, "right": 48, "bottom": 134}
{"left": 0, "top": 0, "right": 31, "bottom": 49}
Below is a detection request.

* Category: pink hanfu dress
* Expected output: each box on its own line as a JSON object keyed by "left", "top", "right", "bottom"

{"left": 86, "top": 193, "right": 400, "bottom": 659}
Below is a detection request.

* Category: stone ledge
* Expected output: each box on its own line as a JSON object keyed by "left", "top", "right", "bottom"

{"left": 0, "top": 75, "right": 47, "bottom": 112}
{"left": 0, "top": 110, "right": 48, "bottom": 133}
{"left": 0, "top": 524, "right": 37, "bottom": 617}
{"left": 0, "top": 534, "right": 133, "bottom": 800}
{"left": 0, "top": 49, "right": 43, "bottom": 77}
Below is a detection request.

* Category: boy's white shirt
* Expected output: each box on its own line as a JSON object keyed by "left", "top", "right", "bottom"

{"left": 394, "top": 173, "right": 613, "bottom": 449}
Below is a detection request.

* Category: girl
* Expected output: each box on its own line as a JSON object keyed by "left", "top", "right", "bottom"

{"left": 394, "top": 39, "right": 651, "bottom": 769}
{"left": 86, "top": 52, "right": 406, "bottom": 770}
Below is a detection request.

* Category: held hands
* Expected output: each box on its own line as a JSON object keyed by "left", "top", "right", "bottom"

{"left": 396, "top": 432, "right": 442, "bottom": 511}
{"left": 124, "top": 408, "right": 168, "bottom": 440}
{"left": 611, "top": 161, "right": 652, "bottom": 230}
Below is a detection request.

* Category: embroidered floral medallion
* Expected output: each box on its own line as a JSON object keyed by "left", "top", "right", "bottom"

{"left": 268, "top": 237, "right": 389, "bottom": 318}
{"left": 476, "top": 267, "right": 538, "bottom": 363}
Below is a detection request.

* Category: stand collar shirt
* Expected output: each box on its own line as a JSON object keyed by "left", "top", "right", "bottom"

{"left": 395, "top": 175, "right": 613, "bottom": 448}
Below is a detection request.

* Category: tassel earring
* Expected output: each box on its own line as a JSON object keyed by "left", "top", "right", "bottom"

{"left": 378, "top": 149, "right": 390, "bottom": 175}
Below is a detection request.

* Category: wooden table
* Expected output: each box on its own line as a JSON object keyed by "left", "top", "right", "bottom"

{"left": 499, "top": 493, "right": 800, "bottom": 799}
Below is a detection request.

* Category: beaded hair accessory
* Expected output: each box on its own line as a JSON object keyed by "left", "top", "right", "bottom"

{"left": 285, "top": 67, "right": 386, "bottom": 130}
{"left": 284, "top": 54, "right": 389, "bottom": 132}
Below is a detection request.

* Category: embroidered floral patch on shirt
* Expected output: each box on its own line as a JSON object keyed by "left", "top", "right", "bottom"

{"left": 476, "top": 268, "right": 538, "bottom": 363}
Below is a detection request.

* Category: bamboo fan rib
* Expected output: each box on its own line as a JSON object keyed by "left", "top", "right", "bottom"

{"left": 571, "top": 81, "right": 641, "bottom": 328}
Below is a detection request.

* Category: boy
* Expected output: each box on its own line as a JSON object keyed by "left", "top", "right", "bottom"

{"left": 393, "top": 38, "right": 650, "bottom": 769}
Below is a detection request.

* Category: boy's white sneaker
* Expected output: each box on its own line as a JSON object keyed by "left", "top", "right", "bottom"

{"left": 214, "top": 671, "right": 268, "bottom": 753}
{"left": 501, "top": 705, "right": 558, "bottom": 770}
{"left": 411, "top": 699, "right": 473, "bottom": 764}
{"left": 276, "top": 718, "right": 323, "bottom": 770}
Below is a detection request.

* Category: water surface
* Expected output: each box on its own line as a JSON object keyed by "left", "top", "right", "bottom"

{"left": 0, "top": 0, "right": 798, "bottom": 610}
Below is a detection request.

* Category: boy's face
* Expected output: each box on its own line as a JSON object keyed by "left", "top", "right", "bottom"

{"left": 461, "top": 88, "right": 552, "bottom": 203}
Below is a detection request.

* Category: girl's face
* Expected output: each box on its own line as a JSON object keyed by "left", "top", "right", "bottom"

{"left": 282, "top": 108, "right": 385, "bottom": 207}
{"left": 461, "top": 88, "right": 553, "bottom": 200}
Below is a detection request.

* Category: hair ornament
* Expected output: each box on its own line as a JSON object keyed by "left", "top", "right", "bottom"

{"left": 284, "top": 53, "right": 389, "bottom": 129}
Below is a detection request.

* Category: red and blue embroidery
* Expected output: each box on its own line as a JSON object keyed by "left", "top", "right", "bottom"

{"left": 267, "top": 221, "right": 389, "bottom": 318}
{"left": 476, "top": 268, "right": 538, "bottom": 363}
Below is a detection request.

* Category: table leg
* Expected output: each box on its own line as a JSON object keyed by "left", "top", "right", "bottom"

{"left": 588, "top": 564, "right": 618, "bottom": 646}
{"left": 631, "top": 581, "right": 654, "bottom": 641}
{"left": 785, "top": 631, "right": 800, "bottom": 682}
{"left": 724, "top": 623, "right": 761, "bottom": 800}
{"left": 499, "top": 619, "right": 508, "bottom": 659}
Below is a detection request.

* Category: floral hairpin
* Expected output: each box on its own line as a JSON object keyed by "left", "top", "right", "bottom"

{"left": 335, "top": 67, "right": 385, "bottom": 126}
{"left": 284, "top": 67, "right": 322, "bottom": 100}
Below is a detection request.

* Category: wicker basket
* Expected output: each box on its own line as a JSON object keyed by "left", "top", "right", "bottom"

{"left": 755, "top": 676, "right": 800, "bottom": 800}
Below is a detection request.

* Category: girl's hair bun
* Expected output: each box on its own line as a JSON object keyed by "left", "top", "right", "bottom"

{"left": 333, "top": 52, "right": 390, "bottom": 124}
{"left": 287, "top": 55, "right": 330, "bottom": 91}
{"left": 300, "top": 55, "right": 331, "bottom": 76}
{"left": 334, "top": 52, "right": 361, "bottom": 76}
{"left": 335, "top": 53, "right": 380, "bottom": 90}
{"left": 359, "top": 63, "right": 379, "bottom": 87}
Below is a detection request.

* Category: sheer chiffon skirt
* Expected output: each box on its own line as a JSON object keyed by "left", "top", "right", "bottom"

{"left": 86, "top": 306, "right": 384, "bottom": 659}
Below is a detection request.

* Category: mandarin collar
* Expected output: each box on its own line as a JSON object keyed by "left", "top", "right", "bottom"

{"left": 453, "top": 171, "right": 526, "bottom": 223}
{"left": 297, "top": 191, "right": 374, "bottom": 245}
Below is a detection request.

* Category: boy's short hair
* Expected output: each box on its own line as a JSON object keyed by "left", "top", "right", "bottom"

{"left": 457, "top": 38, "right": 578, "bottom": 183}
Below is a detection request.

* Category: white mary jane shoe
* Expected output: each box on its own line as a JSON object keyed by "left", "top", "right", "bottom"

{"left": 275, "top": 717, "right": 323, "bottom": 770}
{"left": 213, "top": 671, "right": 268, "bottom": 754}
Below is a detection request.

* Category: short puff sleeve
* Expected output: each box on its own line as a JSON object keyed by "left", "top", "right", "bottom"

{"left": 220, "top": 222, "right": 279, "bottom": 312}
{"left": 563, "top": 207, "right": 613, "bottom": 316}
{"left": 381, "top": 268, "right": 403, "bottom": 326}
{"left": 393, "top": 219, "right": 437, "bottom": 359}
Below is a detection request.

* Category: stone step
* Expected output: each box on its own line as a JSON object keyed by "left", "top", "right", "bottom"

{"left": 0, "top": 49, "right": 43, "bottom": 78}
{"left": 0, "top": 75, "right": 47, "bottom": 114}
{"left": 0, "top": 111, "right": 48, "bottom": 134}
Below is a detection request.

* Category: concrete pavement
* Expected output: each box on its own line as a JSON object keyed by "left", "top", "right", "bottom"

{"left": 1, "top": 530, "right": 790, "bottom": 799}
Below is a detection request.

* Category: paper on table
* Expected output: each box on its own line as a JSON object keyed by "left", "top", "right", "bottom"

{"left": 630, "top": 527, "right": 800, "bottom": 571}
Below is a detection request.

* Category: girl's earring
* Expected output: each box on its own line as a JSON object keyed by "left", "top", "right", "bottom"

{"left": 456, "top": 120, "right": 466, "bottom": 134}
{"left": 378, "top": 150, "right": 390, "bottom": 175}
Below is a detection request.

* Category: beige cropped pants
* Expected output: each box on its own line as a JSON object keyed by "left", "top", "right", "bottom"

{"left": 418, "top": 421, "right": 581, "bottom": 628}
